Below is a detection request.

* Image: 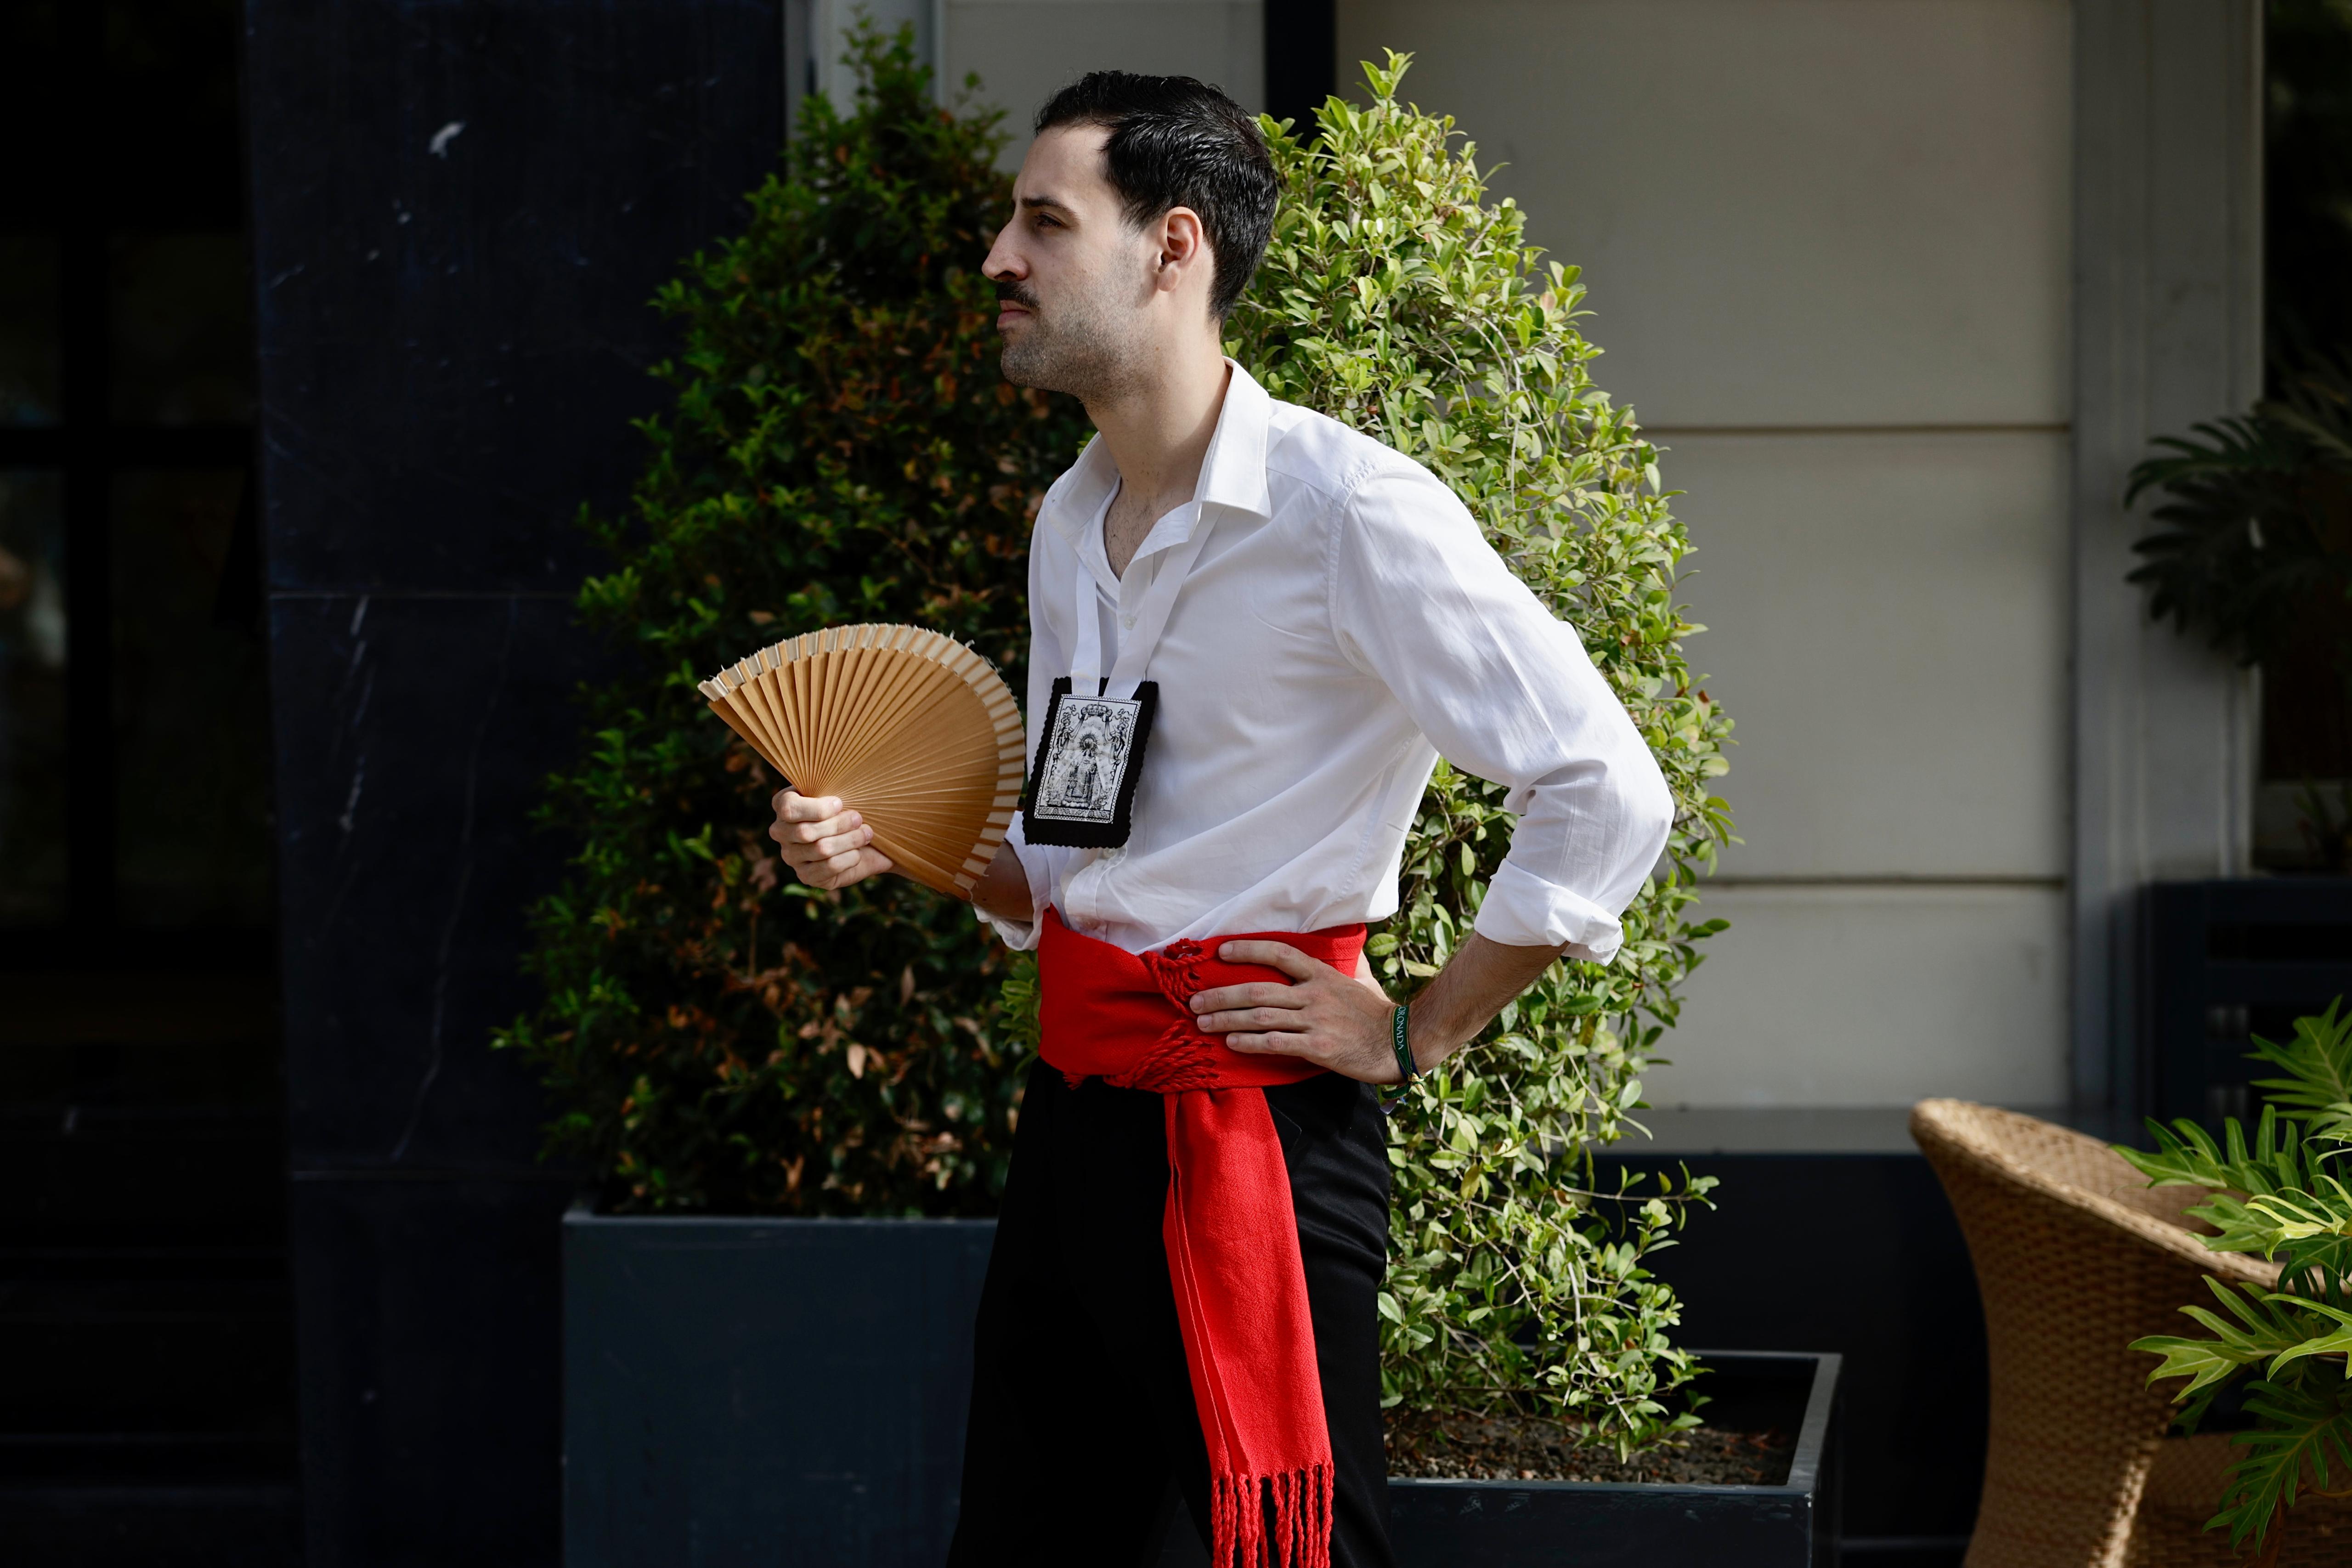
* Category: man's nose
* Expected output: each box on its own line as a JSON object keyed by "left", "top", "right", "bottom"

{"left": 981, "top": 226, "right": 1021, "bottom": 282}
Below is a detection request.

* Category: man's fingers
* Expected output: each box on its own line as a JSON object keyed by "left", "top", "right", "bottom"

{"left": 806, "top": 826, "right": 871, "bottom": 860}
{"left": 1216, "top": 940, "right": 1324, "bottom": 981}
{"left": 771, "top": 809, "right": 864, "bottom": 848}
{"left": 773, "top": 790, "right": 845, "bottom": 822}
{"left": 1188, "top": 980, "right": 1304, "bottom": 1014}
{"left": 797, "top": 811, "right": 863, "bottom": 845}
{"left": 1197, "top": 1006, "right": 1310, "bottom": 1034}
{"left": 803, "top": 846, "right": 893, "bottom": 890}
{"left": 1225, "top": 1031, "right": 1325, "bottom": 1059}
{"left": 798, "top": 849, "right": 858, "bottom": 885}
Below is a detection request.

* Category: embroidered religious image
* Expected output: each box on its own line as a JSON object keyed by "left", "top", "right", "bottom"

{"left": 1019, "top": 677, "right": 1158, "bottom": 848}
{"left": 1032, "top": 694, "right": 1140, "bottom": 824}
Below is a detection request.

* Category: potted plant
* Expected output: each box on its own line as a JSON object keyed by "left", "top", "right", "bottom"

{"left": 497, "top": 34, "right": 1073, "bottom": 1562}
{"left": 2119, "top": 1000, "right": 2352, "bottom": 1566}
{"left": 2126, "top": 355, "right": 2352, "bottom": 1124}
{"left": 517, "top": 36, "right": 1819, "bottom": 1568}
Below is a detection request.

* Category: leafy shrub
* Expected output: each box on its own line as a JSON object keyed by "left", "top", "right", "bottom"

{"left": 1224, "top": 54, "right": 1736, "bottom": 1456}
{"left": 493, "top": 27, "right": 1090, "bottom": 1213}
{"left": 2122, "top": 1001, "right": 2352, "bottom": 1561}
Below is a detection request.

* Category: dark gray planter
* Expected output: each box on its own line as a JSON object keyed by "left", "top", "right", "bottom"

{"left": 563, "top": 1206, "right": 993, "bottom": 1568}
{"left": 1383, "top": 1351, "right": 1842, "bottom": 1568}
{"left": 564, "top": 1209, "right": 1841, "bottom": 1568}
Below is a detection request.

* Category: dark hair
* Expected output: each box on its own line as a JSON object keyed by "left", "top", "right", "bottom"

{"left": 1034, "top": 72, "right": 1278, "bottom": 320}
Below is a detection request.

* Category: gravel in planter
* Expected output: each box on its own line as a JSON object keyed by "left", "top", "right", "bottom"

{"left": 1387, "top": 1412, "right": 1796, "bottom": 1487}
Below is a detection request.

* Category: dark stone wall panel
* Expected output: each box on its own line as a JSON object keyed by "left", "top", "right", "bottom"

{"left": 246, "top": 0, "right": 784, "bottom": 594}
{"left": 244, "top": 6, "right": 786, "bottom": 1560}
{"left": 270, "top": 592, "right": 597, "bottom": 1168}
{"left": 289, "top": 1176, "right": 573, "bottom": 1568}
{"left": 1599, "top": 1153, "right": 1986, "bottom": 1549}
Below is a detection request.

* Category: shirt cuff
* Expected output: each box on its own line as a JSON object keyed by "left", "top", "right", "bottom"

{"left": 972, "top": 821, "right": 1049, "bottom": 953}
{"left": 977, "top": 900, "right": 1040, "bottom": 953}
{"left": 1472, "top": 859, "right": 1629, "bottom": 963}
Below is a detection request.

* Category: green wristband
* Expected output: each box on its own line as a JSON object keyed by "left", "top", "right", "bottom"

{"left": 1380, "top": 1005, "right": 1419, "bottom": 1118}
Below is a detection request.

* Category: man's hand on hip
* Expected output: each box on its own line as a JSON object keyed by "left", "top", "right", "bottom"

{"left": 1190, "top": 941, "right": 1407, "bottom": 1084}
{"left": 1192, "top": 930, "right": 1572, "bottom": 1085}
{"left": 769, "top": 789, "right": 892, "bottom": 889}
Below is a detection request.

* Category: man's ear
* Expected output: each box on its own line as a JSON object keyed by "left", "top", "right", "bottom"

{"left": 1153, "top": 206, "right": 1212, "bottom": 297}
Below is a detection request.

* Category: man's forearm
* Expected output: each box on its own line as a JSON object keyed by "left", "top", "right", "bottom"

{"left": 968, "top": 841, "right": 1035, "bottom": 925}
{"left": 1404, "top": 931, "right": 1565, "bottom": 1072}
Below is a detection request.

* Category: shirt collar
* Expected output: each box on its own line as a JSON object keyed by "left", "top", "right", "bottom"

{"left": 1046, "top": 358, "right": 1276, "bottom": 566}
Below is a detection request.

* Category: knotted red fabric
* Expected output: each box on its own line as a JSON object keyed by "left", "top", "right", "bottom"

{"left": 1036, "top": 906, "right": 1367, "bottom": 1568}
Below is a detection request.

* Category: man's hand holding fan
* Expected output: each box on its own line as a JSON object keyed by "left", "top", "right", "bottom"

{"left": 698, "top": 622, "right": 1027, "bottom": 904}
{"left": 769, "top": 792, "right": 889, "bottom": 890}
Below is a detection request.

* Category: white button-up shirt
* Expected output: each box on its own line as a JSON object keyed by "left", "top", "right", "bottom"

{"left": 984, "top": 362, "right": 1673, "bottom": 963}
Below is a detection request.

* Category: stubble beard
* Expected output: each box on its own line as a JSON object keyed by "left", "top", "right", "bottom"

{"left": 997, "top": 276, "right": 1148, "bottom": 403}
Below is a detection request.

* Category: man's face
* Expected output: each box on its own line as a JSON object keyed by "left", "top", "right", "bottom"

{"left": 981, "top": 125, "right": 1155, "bottom": 399}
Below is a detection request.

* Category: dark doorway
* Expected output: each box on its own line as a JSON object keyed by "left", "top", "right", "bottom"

{"left": 2254, "top": 0, "right": 2352, "bottom": 847}
{"left": 0, "top": 3, "right": 294, "bottom": 1563}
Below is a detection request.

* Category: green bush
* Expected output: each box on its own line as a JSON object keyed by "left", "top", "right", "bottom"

{"left": 2121, "top": 1001, "right": 2352, "bottom": 1560}
{"left": 493, "top": 27, "right": 1090, "bottom": 1214}
{"left": 1228, "top": 54, "right": 1735, "bottom": 1457}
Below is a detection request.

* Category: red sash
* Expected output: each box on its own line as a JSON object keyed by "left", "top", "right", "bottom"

{"left": 1037, "top": 907, "right": 1365, "bottom": 1568}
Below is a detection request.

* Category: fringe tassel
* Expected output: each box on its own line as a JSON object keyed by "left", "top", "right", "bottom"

{"left": 1099, "top": 939, "right": 1224, "bottom": 1093}
{"left": 1210, "top": 1463, "right": 1333, "bottom": 1568}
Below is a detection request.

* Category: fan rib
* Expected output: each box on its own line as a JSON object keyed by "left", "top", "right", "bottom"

{"left": 826, "top": 635, "right": 926, "bottom": 781}
{"left": 734, "top": 671, "right": 796, "bottom": 784}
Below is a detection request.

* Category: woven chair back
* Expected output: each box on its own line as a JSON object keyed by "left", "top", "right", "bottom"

{"left": 1909, "top": 1100, "right": 2276, "bottom": 1568}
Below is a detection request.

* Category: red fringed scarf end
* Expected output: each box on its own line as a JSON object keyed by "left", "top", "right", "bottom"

{"left": 1213, "top": 1463, "right": 1334, "bottom": 1568}
{"left": 1038, "top": 909, "right": 1364, "bottom": 1568}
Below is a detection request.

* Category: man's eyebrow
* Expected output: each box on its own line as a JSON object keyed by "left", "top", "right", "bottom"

{"left": 1017, "top": 194, "right": 1076, "bottom": 216}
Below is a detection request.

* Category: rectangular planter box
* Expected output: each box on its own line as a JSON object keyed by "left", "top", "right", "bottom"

{"left": 564, "top": 1207, "right": 994, "bottom": 1568}
{"left": 565, "top": 1209, "right": 1842, "bottom": 1568}
{"left": 1382, "top": 1351, "right": 1842, "bottom": 1568}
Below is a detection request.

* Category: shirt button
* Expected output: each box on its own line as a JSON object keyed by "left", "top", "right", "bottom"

{"left": 1119, "top": 613, "right": 1136, "bottom": 629}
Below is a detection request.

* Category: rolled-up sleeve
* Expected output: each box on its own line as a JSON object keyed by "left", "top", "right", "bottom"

{"left": 1330, "top": 464, "right": 1674, "bottom": 962}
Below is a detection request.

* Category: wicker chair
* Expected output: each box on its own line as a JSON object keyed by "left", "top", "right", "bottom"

{"left": 1907, "top": 1099, "right": 2346, "bottom": 1568}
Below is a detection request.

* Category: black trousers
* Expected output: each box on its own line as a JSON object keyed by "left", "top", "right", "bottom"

{"left": 947, "top": 1059, "right": 1397, "bottom": 1568}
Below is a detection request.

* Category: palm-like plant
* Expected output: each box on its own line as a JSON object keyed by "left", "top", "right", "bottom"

{"left": 2126, "top": 352, "right": 2352, "bottom": 868}
{"left": 2121, "top": 1001, "right": 2352, "bottom": 1563}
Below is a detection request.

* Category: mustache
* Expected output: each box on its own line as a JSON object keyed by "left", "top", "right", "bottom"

{"left": 995, "top": 281, "right": 1040, "bottom": 311}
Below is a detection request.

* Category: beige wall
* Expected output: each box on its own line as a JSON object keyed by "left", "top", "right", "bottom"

{"left": 944, "top": 0, "right": 1265, "bottom": 167}
{"left": 1339, "top": 0, "right": 2076, "bottom": 1108}
{"left": 810, "top": 0, "right": 1262, "bottom": 146}
{"left": 839, "top": 0, "right": 2087, "bottom": 1109}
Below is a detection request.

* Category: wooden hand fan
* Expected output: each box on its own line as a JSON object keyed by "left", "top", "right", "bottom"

{"left": 698, "top": 623, "right": 1026, "bottom": 898}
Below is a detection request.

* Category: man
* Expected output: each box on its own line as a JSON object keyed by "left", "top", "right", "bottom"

{"left": 771, "top": 73, "right": 1671, "bottom": 1568}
